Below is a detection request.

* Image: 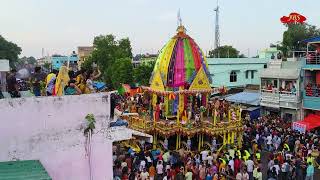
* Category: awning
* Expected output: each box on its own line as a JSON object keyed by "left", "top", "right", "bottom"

{"left": 293, "top": 114, "right": 320, "bottom": 133}
{"left": 225, "top": 92, "right": 260, "bottom": 106}
{"left": 130, "top": 129, "right": 153, "bottom": 143}
{"left": 302, "top": 36, "right": 320, "bottom": 44}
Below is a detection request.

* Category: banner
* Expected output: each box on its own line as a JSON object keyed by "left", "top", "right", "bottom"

{"left": 292, "top": 122, "right": 307, "bottom": 134}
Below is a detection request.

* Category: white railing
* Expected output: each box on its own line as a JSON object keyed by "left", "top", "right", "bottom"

{"left": 261, "top": 89, "right": 279, "bottom": 94}
{"left": 279, "top": 91, "right": 297, "bottom": 95}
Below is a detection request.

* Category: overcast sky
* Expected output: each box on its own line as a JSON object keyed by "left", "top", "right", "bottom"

{"left": 1, "top": 0, "right": 319, "bottom": 58}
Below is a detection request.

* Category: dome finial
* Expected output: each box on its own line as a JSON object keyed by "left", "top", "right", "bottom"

{"left": 177, "top": 9, "right": 186, "bottom": 33}
{"left": 177, "top": 9, "right": 182, "bottom": 26}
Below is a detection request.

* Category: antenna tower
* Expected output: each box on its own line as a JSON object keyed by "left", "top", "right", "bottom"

{"left": 214, "top": 0, "right": 220, "bottom": 50}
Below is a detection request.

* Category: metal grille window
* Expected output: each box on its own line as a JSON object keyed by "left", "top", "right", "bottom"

{"left": 230, "top": 71, "right": 237, "bottom": 82}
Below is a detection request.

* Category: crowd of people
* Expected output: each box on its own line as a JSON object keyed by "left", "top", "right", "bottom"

{"left": 113, "top": 114, "right": 320, "bottom": 180}
{"left": 2, "top": 65, "right": 101, "bottom": 98}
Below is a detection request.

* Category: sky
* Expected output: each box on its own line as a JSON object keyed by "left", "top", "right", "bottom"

{"left": 1, "top": 0, "right": 319, "bottom": 58}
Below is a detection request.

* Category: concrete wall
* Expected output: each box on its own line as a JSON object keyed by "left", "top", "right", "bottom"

{"left": 207, "top": 58, "right": 270, "bottom": 88}
{"left": 0, "top": 93, "right": 116, "bottom": 180}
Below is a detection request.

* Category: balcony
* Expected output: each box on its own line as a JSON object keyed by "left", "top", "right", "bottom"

{"left": 303, "top": 84, "right": 320, "bottom": 110}
{"left": 303, "top": 55, "right": 320, "bottom": 69}
{"left": 279, "top": 91, "right": 300, "bottom": 109}
{"left": 260, "top": 90, "right": 300, "bottom": 109}
{"left": 260, "top": 89, "right": 280, "bottom": 108}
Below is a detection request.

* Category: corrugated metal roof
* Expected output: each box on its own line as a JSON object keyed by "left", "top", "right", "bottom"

{"left": 260, "top": 68, "right": 300, "bottom": 79}
{"left": 302, "top": 36, "right": 320, "bottom": 44}
{"left": 0, "top": 160, "right": 51, "bottom": 180}
{"left": 260, "top": 61, "right": 301, "bottom": 79}
{"left": 226, "top": 92, "right": 260, "bottom": 106}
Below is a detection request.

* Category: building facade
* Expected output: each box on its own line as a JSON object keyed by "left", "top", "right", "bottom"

{"left": 51, "top": 53, "right": 78, "bottom": 71}
{"left": 132, "top": 54, "right": 157, "bottom": 68}
{"left": 37, "top": 56, "right": 51, "bottom": 66}
{"left": 258, "top": 47, "right": 281, "bottom": 59}
{"left": 207, "top": 58, "right": 271, "bottom": 88}
{"left": 260, "top": 60, "right": 302, "bottom": 121}
{"left": 77, "top": 46, "right": 94, "bottom": 69}
{"left": 302, "top": 37, "right": 320, "bottom": 117}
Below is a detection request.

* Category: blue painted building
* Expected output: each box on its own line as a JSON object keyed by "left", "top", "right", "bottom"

{"left": 302, "top": 36, "right": 320, "bottom": 116}
{"left": 51, "top": 53, "right": 78, "bottom": 70}
{"left": 207, "top": 58, "right": 271, "bottom": 88}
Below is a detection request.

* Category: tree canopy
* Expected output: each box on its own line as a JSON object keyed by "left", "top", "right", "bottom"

{"left": 134, "top": 61, "right": 155, "bottom": 86}
{"left": 0, "top": 35, "right": 22, "bottom": 68}
{"left": 85, "top": 34, "right": 134, "bottom": 89}
{"left": 15, "top": 56, "right": 37, "bottom": 68}
{"left": 208, "top": 45, "right": 244, "bottom": 58}
{"left": 110, "top": 58, "right": 134, "bottom": 88}
{"left": 279, "top": 23, "right": 320, "bottom": 56}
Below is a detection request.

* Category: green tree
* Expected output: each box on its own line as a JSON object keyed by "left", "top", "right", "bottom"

{"left": 0, "top": 35, "right": 22, "bottom": 68}
{"left": 208, "top": 45, "right": 241, "bottom": 58}
{"left": 280, "top": 23, "right": 320, "bottom": 56}
{"left": 90, "top": 34, "right": 133, "bottom": 87}
{"left": 43, "top": 62, "right": 51, "bottom": 70}
{"left": 110, "top": 58, "right": 133, "bottom": 88}
{"left": 134, "top": 61, "right": 155, "bottom": 85}
{"left": 81, "top": 55, "right": 93, "bottom": 71}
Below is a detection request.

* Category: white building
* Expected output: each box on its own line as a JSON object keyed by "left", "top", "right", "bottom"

{"left": 0, "top": 93, "right": 151, "bottom": 179}
{"left": 260, "top": 60, "right": 303, "bottom": 121}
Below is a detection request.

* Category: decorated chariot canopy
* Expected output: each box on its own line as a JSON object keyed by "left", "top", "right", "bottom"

{"left": 147, "top": 24, "right": 213, "bottom": 94}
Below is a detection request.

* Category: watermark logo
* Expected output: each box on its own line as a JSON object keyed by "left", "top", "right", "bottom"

{"left": 280, "top": 12, "right": 306, "bottom": 24}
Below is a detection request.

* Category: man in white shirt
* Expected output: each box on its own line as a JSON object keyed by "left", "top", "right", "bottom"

{"left": 266, "top": 134, "right": 272, "bottom": 151}
{"left": 156, "top": 160, "right": 164, "bottom": 176}
{"left": 245, "top": 157, "right": 254, "bottom": 180}
{"left": 211, "top": 137, "right": 217, "bottom": 151}
{"left": 228, "top": 157, "right": 234, "bottom": 172}
{"left": 140, "top": 159, "right": 146, "bottom": 172}
{"left": 200, "top": 150, "right": 208, "bottom": 162}
{"left": 207, "top": 152, "right": 213, "bottom": 165}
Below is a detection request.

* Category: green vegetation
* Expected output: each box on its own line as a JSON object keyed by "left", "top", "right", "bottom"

{"left": 134, "top": 60, "right": 155, "bottom": 86}
{"left": 208, "top": 45, "right": 245, "bottom": 58}
{"left": 0, "top": 35, "right": 22, "bottom": 68}
{"left": 85, "top": 34, "right": 133, "bottom": 89}
{"left": 110, "top": 57, "right": 134, "bottom": 88}
{"left": 84, "top": 113, "right": 96, "bottom": 135}
{"left": 278, "top": 23, "right": 320, "bottom": 57}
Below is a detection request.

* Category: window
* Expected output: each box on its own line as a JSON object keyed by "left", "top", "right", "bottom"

{"left": 245, "top": 71, "right": 249, "bottom": 79}
{"left": 251, "top": 71, "right": 254, "bottom": 79}
{"left": 230, "top": 71, "right": 237, "bottom": 82}
{"left": 264, "top": 64, "right": 267, "bottom": 68}
{"left": 56, "top": 61, "right": 59, "bottom": 63}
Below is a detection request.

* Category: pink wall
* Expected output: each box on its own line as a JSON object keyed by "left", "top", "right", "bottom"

{"left": 0, "top": 93, "right": 114, "bottom": 180}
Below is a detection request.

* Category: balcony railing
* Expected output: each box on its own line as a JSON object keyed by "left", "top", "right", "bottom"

{"left": 306, "top": 55, "right": 320, "bottom": 65}
{"left": 261, "top": 89, "right": 299, "bottom": 108}
{"left": 305, "top": 84, "right": 320, "bottom": 97}
{"left": 261, "top": 89, "right": 279, "bottom": 94}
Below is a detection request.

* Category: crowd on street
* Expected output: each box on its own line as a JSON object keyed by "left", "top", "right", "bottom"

{"left": 113, "top": 114, "right": 320, "bottom": 180}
